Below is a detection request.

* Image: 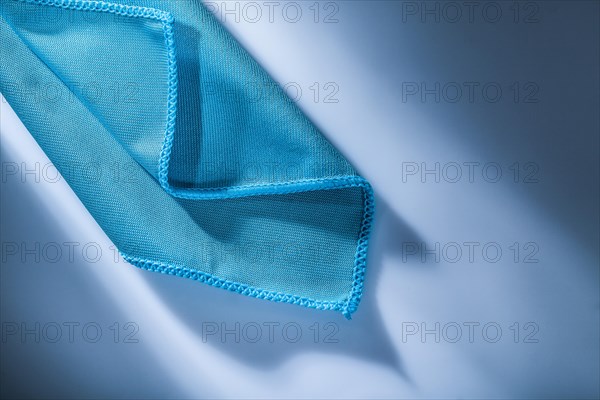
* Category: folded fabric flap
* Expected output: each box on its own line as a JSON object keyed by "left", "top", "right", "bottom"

{"left": 1, "top": 0, "right": 171, "bottom": 179}
{"left": 162, "top": 1, "right": 360, "bottom": 196}
{"left": 0, "top": 0, "right": 375, "bottom": 318}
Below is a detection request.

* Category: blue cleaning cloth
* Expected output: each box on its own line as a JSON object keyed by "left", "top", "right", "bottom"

{"left": 0, "top": 0, "right": 374, "bottom": 318}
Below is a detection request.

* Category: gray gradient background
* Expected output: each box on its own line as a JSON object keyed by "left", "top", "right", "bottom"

{"left": 1, "top": 0, "right": 599, "bottom": 398}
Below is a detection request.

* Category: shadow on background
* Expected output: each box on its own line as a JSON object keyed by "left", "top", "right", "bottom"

{"left": 340, "top": 1, "right": 599, "bottom": 258}
{"left": 0, "top": 149, "right": 176, "bottom": 400}
{"left": 2, "top": 1, "right": 598, "bottom": 398}
{"left": 140, "top": 194, "right": 423, "bottom": 380}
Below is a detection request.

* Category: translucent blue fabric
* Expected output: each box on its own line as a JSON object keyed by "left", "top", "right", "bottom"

{"left": 0, "top": 0, "right": 374, "bottom": 317}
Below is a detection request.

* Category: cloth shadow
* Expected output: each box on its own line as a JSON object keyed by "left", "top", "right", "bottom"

{"left": 140, "top": 193, "right": 425, "bottom": 380}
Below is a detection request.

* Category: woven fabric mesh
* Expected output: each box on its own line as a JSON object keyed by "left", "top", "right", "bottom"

{"left": 0, "top": 0, "right": 374, "bottom": 316}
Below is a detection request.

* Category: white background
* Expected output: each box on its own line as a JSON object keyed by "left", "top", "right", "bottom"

{"left": 1, "top": 1, "right": 599, "bottom": 398}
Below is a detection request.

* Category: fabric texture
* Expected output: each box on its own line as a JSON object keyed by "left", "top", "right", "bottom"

{"left": 0, "top": 0, "right": 375, "bottom": 317}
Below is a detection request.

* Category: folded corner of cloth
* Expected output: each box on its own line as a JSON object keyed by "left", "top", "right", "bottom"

{"left": 0, "top": 0, "right": 375, "bottom": 318}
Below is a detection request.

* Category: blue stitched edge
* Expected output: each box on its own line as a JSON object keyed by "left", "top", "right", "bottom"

{"left": 16, "top": 0, "right": 172, "bottom": 20}
{"left": 121, "top": 181, "right": 374, "bottom": 319}
{"left": 19, "top": 0, "right": 376, "bottom": 318}
{"left": 155, "top": 18, "right": 370, "bottom": 202}
{"left": 344, "top": 182, "right": 375, "bottom": 318}
{"left": 120, "top": 253, "right": 346, "bottom": 312}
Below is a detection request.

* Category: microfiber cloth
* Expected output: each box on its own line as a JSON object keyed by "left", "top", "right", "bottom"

{"left": 0, "top": 0, "right": 374, "bottom": 318}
